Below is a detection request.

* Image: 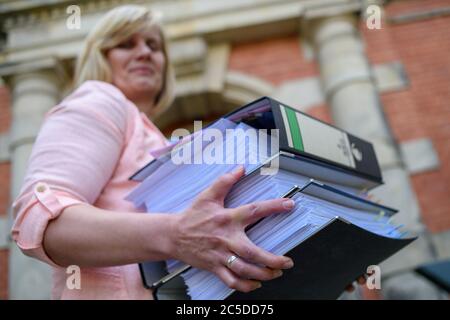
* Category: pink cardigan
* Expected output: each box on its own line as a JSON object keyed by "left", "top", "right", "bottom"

{"left": 11, "top": 81, "right": 168, "bottom": 299}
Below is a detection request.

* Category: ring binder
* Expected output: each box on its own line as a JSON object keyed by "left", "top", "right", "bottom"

{"left": 149, "top": 183, "right": 305, "bottom": 300}
{"left": 144, "top": 177, "right": 413, "bottom": 300}
{"left": 127, "top": 97, "right": 417, "bottom": 300}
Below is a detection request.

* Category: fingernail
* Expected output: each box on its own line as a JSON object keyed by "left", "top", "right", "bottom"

{"left": 255, "top": 282, "right": 262, "bottom": 289}
{"left": 273, "top": 270, "right": 283, "bottom": 278}
{"left": 233, "top": 166, "right": 244, "bottom": 175}
{"left": 282, "top": 199, "right": 295, "bottom": 210}
{"left": 283, "top": 259, "right": 294, "bottom": 269}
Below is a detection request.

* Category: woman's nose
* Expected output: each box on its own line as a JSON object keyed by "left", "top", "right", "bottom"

{"left": 135, "top": 41, "right": 152, "bottom": 58}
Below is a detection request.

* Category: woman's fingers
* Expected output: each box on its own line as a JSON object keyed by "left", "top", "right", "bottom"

{"left": 357, "top": 275, "right": 367, "bottom": 285}
{"left": 345, "top": 275, "right": 367, "bottom": 293}
{"left": 184, "top": 167, "right": 298, "bottom": 287}
{"left": 215, "top": 266, "right": 262, "bottom": 293}
{"left": 233, "top": 198, "right": 295, "bottom": 227}
{"left": 229, "top": 236, "right": 294, "bottom": 270}
{"left": 199, "top": 166, "right": 245, "bottom": 204}
{"left": 220, "top": 252, "right": 283, "bottom": 281}
{"left": 345, "top": 283, "right": 355, "bottom": 292}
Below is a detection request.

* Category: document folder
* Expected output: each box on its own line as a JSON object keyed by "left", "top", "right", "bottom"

{"left": 225, "top": 96, "right": 382, "bottom": 187}
{"left": 131, "top": 97, "right": 382, "bottom": 190}
{"left": 140, "top": 180, "right": 415, "bottom": 300}
{"left": 128, "top": 96, "right": 416, "bottom": 300}
{"left": 229, "top": 217, "right": 414, "bottom": 300}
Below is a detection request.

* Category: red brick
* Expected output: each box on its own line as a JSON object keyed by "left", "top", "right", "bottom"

{"left": 361, "top": 3, "right": 450, "bottom": 232}
{"left": 0, "top": 163, "right": 10, "bottom": 216}
{"left": 386, "top": 0, "right": 450, "bottom": 16}
{"left": 0, "top": 86, "right": 11, "bottom": 133}
{"left": 305, "top": 104, "right": 333, "bottom": 125}
{"left": 230, "top": 11, "right": 450, "bottom": 232}
{"left": 229, "top": 36, "right": 319, "bottom": 85}
{"left": 0, "top": 86, "right": 10, "bottom": 299}
{"left": 0, "top": 249, "right": 8, "bottom": 299}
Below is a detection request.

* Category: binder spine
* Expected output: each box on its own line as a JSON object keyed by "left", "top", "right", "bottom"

{"left": 268, "top": 97, "right": 382, "bottom": 184}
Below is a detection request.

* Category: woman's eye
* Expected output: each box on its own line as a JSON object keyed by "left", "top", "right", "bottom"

{"left": 117, "top": 40, "right": 134, "bottom": 49}
{"left": 146, "top": 40, "right": 161, "bottom": 51}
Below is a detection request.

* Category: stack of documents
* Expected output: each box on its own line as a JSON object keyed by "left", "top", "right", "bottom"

{"left": 126, "top": 97, "right": 416, "bottom": 300}
{"left": 127, "top": 118, "right": 274, "bottom": 213}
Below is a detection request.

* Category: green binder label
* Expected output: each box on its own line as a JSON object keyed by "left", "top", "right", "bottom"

{"left": 279, "top": 104, "right": 356, "bottom": 169}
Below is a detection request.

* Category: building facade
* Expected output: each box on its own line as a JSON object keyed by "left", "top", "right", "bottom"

{"left": 0, "top": 0, "right": 449, "bottom": 299}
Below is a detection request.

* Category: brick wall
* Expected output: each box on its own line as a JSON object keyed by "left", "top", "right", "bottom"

{"left": 228, "top": 3, "right": 449, "bottom": 296}
{"left": 0, "top": 86, "right": 11, "bottom": 299}
{"left": 229, "top": 1, "right": 450, "bottom": 233}
{"left": 229, "top": 36, "right": 319, "bottom": 86}
{"left": 0, "top": 249, "right": 8, "bottom": 300}
{"left": 228, "top": 35, "right": 332, "bottom": 122}
{"left": 362, "top": 0, "right": 450, "bottom": 232}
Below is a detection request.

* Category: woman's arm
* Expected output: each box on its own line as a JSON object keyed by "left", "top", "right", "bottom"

{"left": 43, "top": 204, "right": 178, "bottom": 267}
{"left": 44, "top": 167, "right": 295, "bottom": 293}
{"left": 43, "top": 167, "right": 366, "bottom": 293}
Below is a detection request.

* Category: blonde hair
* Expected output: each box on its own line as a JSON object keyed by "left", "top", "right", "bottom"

{"left": 74, "top": 5, "right": 175, "bottom": 115}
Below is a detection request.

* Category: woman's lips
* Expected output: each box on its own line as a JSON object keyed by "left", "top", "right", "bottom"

{"left": 129, "top": 66, "right": 153, "bottom": 74}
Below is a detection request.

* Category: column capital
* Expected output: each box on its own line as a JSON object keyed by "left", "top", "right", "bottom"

{"left": 0, "top": 56, "right": 70, "bottom": 88}
{"left": 7, "top": 60, "right": 66, "bottom": 154}
{"left": 301, "top": 12, "right": 359, "bottom": 47}
{"left": 307, "top": 14, "right": 358, "bottom": 42}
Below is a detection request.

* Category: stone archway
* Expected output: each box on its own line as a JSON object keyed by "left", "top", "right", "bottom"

{"left": 155, "top": 70, "right": 275, "bottom": 136}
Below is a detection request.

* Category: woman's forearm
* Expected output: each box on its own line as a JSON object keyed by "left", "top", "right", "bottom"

{"left": 43, "top": 204, "right": 177, "bottom": 267}
{"left": 41, "top": 169, "right": 297, "bottom": 293}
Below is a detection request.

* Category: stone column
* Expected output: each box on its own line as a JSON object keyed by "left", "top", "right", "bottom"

{"left": 309, "top": 14, "right": 442, "bottom": 299}
{"left": 6, "top": 66, "right": 64, "bottom": 299}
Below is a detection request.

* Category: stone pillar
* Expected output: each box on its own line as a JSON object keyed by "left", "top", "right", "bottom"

{"left": 309, "top": 14, "right": 442, "bottom": 299}
{"left": 6, "top": 68, "right": 63, "bottom": 299}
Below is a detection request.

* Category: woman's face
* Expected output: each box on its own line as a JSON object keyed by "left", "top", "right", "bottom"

{"left": 106, "top": 27, "right": 165, "bottom": 110}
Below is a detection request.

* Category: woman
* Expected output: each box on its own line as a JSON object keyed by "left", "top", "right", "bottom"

{"left": 11, "top": 5, "right": 363, "bottom": 300}
{"left": 11, "top": 5, "right": 295, "bottom": 300}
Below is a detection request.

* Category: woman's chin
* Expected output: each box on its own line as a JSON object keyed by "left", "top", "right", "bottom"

{"left": 130, "top": 81, "right": 159, "bottom": 93}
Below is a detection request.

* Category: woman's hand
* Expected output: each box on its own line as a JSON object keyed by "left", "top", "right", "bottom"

{"left": 345, "top": 275, "right": 368, "bottom": 293}
{"left": 170, "top": 166, "right": 295, "bottom": 293}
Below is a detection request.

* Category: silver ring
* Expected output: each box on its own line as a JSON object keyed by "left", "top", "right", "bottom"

{"left": 226, "top": 255, "right": 238, "bottom": 268}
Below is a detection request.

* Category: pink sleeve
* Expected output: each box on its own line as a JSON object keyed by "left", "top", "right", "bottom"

{"left": 11, "top": 83, "right": 129, "bottom": 266}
